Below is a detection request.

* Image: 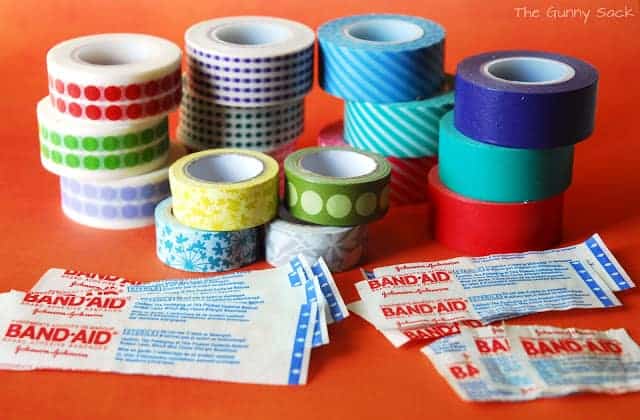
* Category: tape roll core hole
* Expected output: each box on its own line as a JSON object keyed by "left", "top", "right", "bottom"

{"left": 345, "top": 20, "right": 424, "bottom": 44}
{"left": 212, "top": 23, "right": 291, "bottom": 46}
{"left": 484, "top": 57, "right": 575, "bottom": 84}
{"left": 186, "top": 154, "right": 264, "bottom": 183}
{"left": 301, "top": 150, "right": 377, "bottom": 178}
{"left": 75, "top": 40, "right": 152, "bottom": 65}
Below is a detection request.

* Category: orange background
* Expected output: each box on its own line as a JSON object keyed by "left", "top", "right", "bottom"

{"left": 1, "top": 0, "right": 639, "bottom": 418}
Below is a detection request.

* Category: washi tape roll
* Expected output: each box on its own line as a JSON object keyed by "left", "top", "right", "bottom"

{"left": 265, "top": 206, "right": 367, "bottom": 273}
{"left": 455, "top": 50, "right": 598, "bottom": 148}
{"left": 47, "top": 33, "right": 181, "bottom": 120}
{"left": 284, "top": 147, "right": 391, "bottom": 226}
{"left": 343, "top": 81, "right": 454, "bottom": 157}
{"left": 38, "top": 98, "right": 170, "bottom": 180}
{"left": 155, "top": 198, "right": 258, "bottom": 272}
{"left": 439, "top": 111, "right": 574, "bottom": 202}
{"left": 178, "top": 83, "right": 304, "bottom": 151}
{"left": 318, "top": 14, "right": 445, "bottom": 103}
{"left": 428, "top": 167, "right": 563, "bottom": 255}
{"left": 170, "top": 149, "right": 279, "bottom": 231}
{"left": 318, "top": 121, "right": 436, "bottom": 206}
{"left": 185, "top": 16, "right": 314, "bottom": 107}
{"left": 60, "top": 143, "right": 187, "bottom": 230}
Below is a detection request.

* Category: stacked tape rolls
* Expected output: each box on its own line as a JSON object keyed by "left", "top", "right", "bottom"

{"left": 38, "top": 33, "right": 182, "bottom": 229}
{"left": 159, "top": 149, "right": 279, "bottom": 272}
{"left": 318, "top": 15, "right": 451, "bottom": 207}
{"left": 179, "top": 16, "right": 315, "bottom": 163}
{"left": 432, "top": 50, "right": 598, "bottom": 254}
{"left": 318, "top": 121, "right": 437, "bottom": 206}
{"left": 61, "top": 144, "right": 186, "bottom": 229}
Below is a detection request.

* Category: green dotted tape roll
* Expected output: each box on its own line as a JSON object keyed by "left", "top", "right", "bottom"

{"left": 284, "top": 147, "right": 391, "bottom": 226}
{"left": 439, "top": 111, "right": 574, "bottom": 202}
{"left": 344, "top": 78, "right": 454, "bottom": 158}
{"left": 39, "top": 119, "right": 168, "bottom": 152}
{"left": 40, "top": 136, "right": 169, "bottom": 171}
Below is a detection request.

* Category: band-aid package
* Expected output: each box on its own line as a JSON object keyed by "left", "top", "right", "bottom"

{"left": 349, "top": 234, "right": 632, "bottom": 347}
{"left": 423, "top": 324, "right": 640, "bottom": 401}
{"left": 0, "top": 255, "right": 349, "bottom": 385}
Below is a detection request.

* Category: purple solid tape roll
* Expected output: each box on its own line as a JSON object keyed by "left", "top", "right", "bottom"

{"left": 455, "top": 50, "right": 598, "bottom": 148}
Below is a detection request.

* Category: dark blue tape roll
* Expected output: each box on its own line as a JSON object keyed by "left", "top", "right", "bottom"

{"left": 318, "top": 14, "right": 445, "bottom": 103}
{"left": 455, "top": 50, "right": 598, "bottom": 148}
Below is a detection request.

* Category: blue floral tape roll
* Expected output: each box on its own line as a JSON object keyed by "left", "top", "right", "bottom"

{"left": 318, "top": 14, "right": 445, "bottom": 103}
{"left": 455, "top": 50, "right": 598, "bottom": 148}
{"left": 344, "top": 79, "right": 454, "bottom": 157}
{"left": 185, "top": 17, "right": 315, "bottom": 107}
{"left": 155, "top": 198, "right": 258, "bottom": 273}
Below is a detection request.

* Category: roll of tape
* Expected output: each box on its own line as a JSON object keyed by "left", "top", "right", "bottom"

{"left": 428, "top": 166, "right": 563, "bottom": 255}
{"left": 266, "top": 207, "right": 367, "bottom": 273}
{"left": 169, "top": 149, "right": 279, "bottom": 231}
{"left": 38, "top": 97, "right": 169, "bottom": 153}
{"left": 318, "top": 121, "right": 436, "bottom": 206}
{"left": 439, "top": 111, "right": 574, "bottom": 202}
{"left": 60, "top": 143, "right": 187, "bottom": 230}
{"left": 284, "top": 147, "right": 391, "bottom": 226}
{"left": 343, "top": 80, "right": 454, "bottom": 157}
{"left": 178, "top": 83, "right": 304, "bottom": 151}
{"left": 455, "top": 50, "right": 598, "bottom": 148}
{"left": 318, "top": 14, "right": 445, "bottom": 103}
{"left": 185, "top": 16, "right": 314, "bottom": 107}
{"left": 155, "top": 198, "right": 258, "bottom": 272}
{"left": 47, "top": 33, "right": 181, "bottom": 120}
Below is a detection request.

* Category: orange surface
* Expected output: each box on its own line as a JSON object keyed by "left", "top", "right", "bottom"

{"left": 1, "top": 0, "right": 639, "bottom": 418}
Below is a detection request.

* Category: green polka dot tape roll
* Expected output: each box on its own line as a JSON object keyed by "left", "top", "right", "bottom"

{"left": 37, "top": 97, "right": 170, "bottom": 181}
{"left": 178, "top": 83, "right": 304, "bottom": 151}
{"left": 284, "top": 147, "right": 391, "bottom": 226}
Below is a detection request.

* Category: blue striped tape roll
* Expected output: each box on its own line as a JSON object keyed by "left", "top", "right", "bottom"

{"left": 344, "top": 83, "right": 454, "bottom": 157}
{"left": 318, "top": 14, "right": 445, "bottom": 103}
{"left": 155, "top": 198, "right": 258, "bottom": 273}
{"left": 185, "top": 17, "right": 315, "bottom": 107}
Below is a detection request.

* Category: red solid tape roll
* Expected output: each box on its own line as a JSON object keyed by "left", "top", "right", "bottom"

{"left": 428, "top": 166, "right": 563, "bottom": 255}
{"left": 318, "top": 121, "right": 436, "bottom": 206}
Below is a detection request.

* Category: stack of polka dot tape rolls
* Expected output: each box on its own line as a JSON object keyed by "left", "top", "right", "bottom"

{"left": 179, "top": 17, "right": 315, "bottom": 179}
{"left": 37, "top": 34, "right": 185, "bottom": 229}
{"left": 431, "top": 51, "right": 598, "bottom": 254}
{"left": 316, "top": 14, "right": 454, "bottom": 206}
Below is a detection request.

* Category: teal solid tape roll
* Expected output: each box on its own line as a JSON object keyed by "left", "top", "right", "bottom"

{"left": 318, "top": 14, "right": 445, "bottom": 103}
{"left": 344, "top": 81, "right": 454, "bottom": 157}
{"left": 155, "top": 198, "right": 258, "bottom": 272}
{"left": 438, "top": 111, "right": 574, "bottom": 202}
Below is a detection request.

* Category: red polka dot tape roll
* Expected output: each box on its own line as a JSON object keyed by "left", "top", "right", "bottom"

{"left": 318, "top": 121, "right": 436, "bottom": 206}
{"left": 47, "top": 34, "right": 181, "bottom": 120}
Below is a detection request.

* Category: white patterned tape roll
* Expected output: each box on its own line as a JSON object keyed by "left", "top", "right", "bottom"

{"left": 185, "top": 16, "right": 315, "bottom": 107}
{"left": 265, "top": 207, "right": 367, "bottom": 273}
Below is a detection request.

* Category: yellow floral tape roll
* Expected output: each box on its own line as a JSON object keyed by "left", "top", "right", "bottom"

{"left": 169, "top": 149, "right": 279, "bottom": 231}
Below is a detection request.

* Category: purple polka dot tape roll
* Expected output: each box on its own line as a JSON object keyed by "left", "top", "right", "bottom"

{"left": 185, "top": 17, "right": 315, "bottom": 107}
{"left": 59, "top": 143, "right": 187, "bottom": 230}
